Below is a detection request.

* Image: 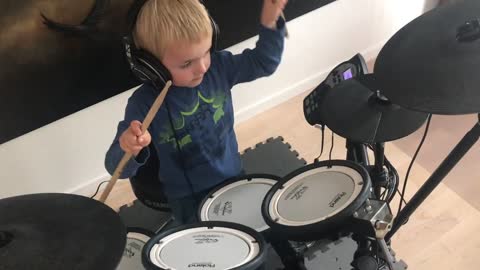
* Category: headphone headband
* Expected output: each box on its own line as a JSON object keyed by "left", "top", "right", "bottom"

{"left": 123, "top": 0, "right": 218, "bottom": 89}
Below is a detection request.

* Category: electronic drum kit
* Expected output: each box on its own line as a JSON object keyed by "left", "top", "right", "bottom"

{"left": 2, "top": 0, "right": 480, "bottom": 269}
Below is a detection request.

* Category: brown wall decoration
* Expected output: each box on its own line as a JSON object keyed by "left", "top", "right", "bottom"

{"left": 0, "top": 0, "right": 335, "bottom": 144}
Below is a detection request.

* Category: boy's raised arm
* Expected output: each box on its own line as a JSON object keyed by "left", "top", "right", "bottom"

{"left": 221, "top": 0, "right": 288, "bottom": 86}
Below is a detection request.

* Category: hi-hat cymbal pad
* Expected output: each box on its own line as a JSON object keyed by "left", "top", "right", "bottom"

{"left": 319, "top": 76, "right": 428, "bottom": 143}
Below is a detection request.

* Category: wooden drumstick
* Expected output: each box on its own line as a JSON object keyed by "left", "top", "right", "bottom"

{"left": 280, "top": 11, "right": 289, "bottom": 38}
{"left": 272, "top": 0, "right": 289, "bottom": 38}
{"left": 99, "top": 81, "right": 173, "bottom": 203}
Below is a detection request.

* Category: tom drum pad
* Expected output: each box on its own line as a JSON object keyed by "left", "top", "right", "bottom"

{"left": 262, "top": 160, "right": 371, "bottom": 241}
{"left": 117, "top": 228, "right": 153, "bottom": 269}
{"left": 142, "top": 221, "right": 267, "bottom": 270}
{"left": 198, "top": 174, "right": 280, "bottom": 233}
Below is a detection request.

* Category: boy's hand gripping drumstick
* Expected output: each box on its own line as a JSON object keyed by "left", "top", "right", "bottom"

{"left": 99, "top": 81, "right": 173, "bottom": 203}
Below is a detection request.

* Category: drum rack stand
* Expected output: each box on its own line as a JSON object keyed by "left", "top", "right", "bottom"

{"left": 346, "top": 141, "right": 389, "bottom": 198}
{"left": 386, "top": 115, "right": 480, "bottom": 240}
{"left": 346, "top": 140, "right": 407, "bottom": 270}
{"left": 346, "top": 114, "right": 480, "bottom": 268}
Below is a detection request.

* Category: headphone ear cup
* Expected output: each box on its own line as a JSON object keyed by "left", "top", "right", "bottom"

{"left": 123, "top": 35, "right": 172, "bottom": 88}
{"left": 123, "top": 35, "right": 160, "bottom": 85}
{"left": 135, "top": 50, "right": 172, "bottom": 86}
{"left": 131, "top": 62, "right": 160, "bottom": 84}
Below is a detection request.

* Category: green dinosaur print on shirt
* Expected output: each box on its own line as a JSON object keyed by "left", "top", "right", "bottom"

{"left": 158, "top": 90, "right": 227, "bottom": 148}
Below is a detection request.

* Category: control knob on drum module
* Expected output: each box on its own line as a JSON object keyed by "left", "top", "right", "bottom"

{"left": 303, "top": 53, "right": 368, "bottom": 126}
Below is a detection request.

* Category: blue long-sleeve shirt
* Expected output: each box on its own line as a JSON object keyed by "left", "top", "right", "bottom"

{"left": 105, "top": 23, "right": 285, "bottom": 200}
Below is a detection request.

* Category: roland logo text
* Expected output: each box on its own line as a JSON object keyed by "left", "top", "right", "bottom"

{"left": 329, "top": 192, "right": 347, "bottom": 208}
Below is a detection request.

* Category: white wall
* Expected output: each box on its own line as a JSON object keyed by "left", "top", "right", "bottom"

{"left": 0, "top": 0, "right": 438, "bottom": 199}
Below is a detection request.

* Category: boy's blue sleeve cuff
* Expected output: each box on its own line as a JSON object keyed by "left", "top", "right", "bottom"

{"left": 276, "top": 15, "right": 287, "bottom": 33}
{"left": 259, "top": 16, "right": 287, "bottom": 36}
{"left": 119, "top": 147, "right": 150, "bottom": 179}
{"left": 134, "top": 147, "right": 150, "bottom": 164}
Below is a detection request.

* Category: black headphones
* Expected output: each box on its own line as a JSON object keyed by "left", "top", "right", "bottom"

{"left": 123, "top": 0, "right": 220, "bottom": 89}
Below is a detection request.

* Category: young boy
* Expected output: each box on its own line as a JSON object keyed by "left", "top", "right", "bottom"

{"left": 105, "top": 0, "right": 287, "bottom": 226}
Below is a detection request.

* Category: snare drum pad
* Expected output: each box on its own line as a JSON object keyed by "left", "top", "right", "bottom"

{"left": 199, "top": 175, "right": 280, "bottom": 232}
{"left": 142, "top": 222, "right": 267, "bottom": 270}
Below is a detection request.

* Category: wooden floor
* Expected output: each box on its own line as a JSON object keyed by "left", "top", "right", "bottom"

{"left": 103, "top": 75, "right": 480, "bottom": 270}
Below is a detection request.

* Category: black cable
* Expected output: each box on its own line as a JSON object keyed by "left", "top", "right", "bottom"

{"left": 391, "top": 164, "right": 399, "bottom": 200}
{"left": 397, "top": 114, "right": 432, "bottom": 218}
{"left": 396, "top": 189, "right": 407, "bottom": 202}
{"left": 380, "top": 188, "right": 387, "bottom": 200}
{"left": 366, "top": 144, "right": 386, "bottom": 200}
{"left": 90, "top": 180, "right": 110, "bottom": 199}
{"left": 329, "top": 130, "right": 334, "bottom": 161}
{"left": 366, "top": 144, "right": 404, "bottom": 204}
{"left": 382, "top": 166, "right": 393, "bottom": 201}
{"left": 387, "top": 165, "right": 398, "bottom": 203}
{"left": 314, "top": 125, "right": 325, "bottom": 162}
{"left": 384, "top": 155, "right": 400, "bottom": 203}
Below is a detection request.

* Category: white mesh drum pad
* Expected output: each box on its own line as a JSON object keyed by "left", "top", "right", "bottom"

{"left": 148, "top": 227, "right": 261, "bottom": 270}
{"left": 200, "top": 177, "right": 277, "bottom": 232}
{"left": 117, "top": 231, "right": 150, "bottom": 270}
{"left": 269, "top": 165, "right": 365, "bottom": 226}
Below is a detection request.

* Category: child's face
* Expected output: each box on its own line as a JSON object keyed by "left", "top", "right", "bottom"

{"left": 162, "top": 35, "right": 212, "bottom": 88}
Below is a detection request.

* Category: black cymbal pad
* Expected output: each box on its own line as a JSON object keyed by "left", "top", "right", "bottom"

{"left": 319, "top": 78, "right": 428, "bottom": 143}
{"left": 375, "top": 0, "right": 480, "bottom": 114}
{"left": 0, "top": 193, "right": 126, "bottom": 270}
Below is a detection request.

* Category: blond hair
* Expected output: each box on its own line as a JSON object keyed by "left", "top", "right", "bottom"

{"left": 134, "top": 0, "right": 213, "bottom": 59}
